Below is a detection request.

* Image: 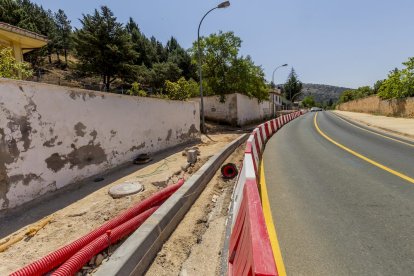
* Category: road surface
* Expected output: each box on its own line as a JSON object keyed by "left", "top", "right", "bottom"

{"left": 263, "top": 111, "right": 414, "bottom": 275}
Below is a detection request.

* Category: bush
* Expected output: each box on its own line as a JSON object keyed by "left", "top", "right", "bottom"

{"left": 127, "top": 82, "right": 147, "bottom": 97}
{"left": 338, "top": 86, "right": 374, "bottom": 104}
{"left": 0, "top": 48, "right": 33, "bottom": 79}
{"left": 164, "top": 77, "right": 198, "bottom": 100}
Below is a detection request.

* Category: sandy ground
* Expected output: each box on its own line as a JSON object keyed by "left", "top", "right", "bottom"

{"left": 145, "top": 143, "right": 245, "bottom": 276}
{"left": 334, "top": 110, "right": 414, "bottom": 139}
{"left": 0, "top": 133, "right": 240, "bottom": 275}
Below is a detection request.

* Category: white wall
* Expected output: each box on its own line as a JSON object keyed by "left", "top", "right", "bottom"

{"left": 191, "top": 93, "right": 272, "bottom": 126}
{"left": 0, "top": 79, "right": 200, "bottom": 210}
{"left": 192, "top": 93, "right": 272, "bottom": 126}
{"left": 192, "top": 94, "right": 238, "bottom": 125}
{"left": 237, "top": 94, "right": 272, "bottom": 126}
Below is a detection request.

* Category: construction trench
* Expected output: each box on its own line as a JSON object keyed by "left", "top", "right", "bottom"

{"left": 0, "top": 132, "right": 245, "bottom": 275}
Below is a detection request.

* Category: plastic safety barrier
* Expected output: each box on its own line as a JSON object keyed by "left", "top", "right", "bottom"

{"left": 228, "top": 111, "right": 303, "bottom": 276}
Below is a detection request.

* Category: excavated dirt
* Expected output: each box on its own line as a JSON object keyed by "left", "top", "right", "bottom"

{"left": 0, "top": 133, "right": 240, "bottom": 275}
{"left": 145, "top": 143, "right": 245, "bottom": 276}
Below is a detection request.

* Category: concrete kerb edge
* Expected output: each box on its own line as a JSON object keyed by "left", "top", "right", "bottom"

{"left": 95, "top": 133, "right": 248, "bottom": 276}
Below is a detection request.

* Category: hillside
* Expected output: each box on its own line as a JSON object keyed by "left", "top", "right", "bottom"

{"left": 300, "top": 83, "right": 350, "bottom": 103}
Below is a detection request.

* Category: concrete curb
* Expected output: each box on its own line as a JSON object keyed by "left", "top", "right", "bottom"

{"left": 95, "top": 134, "right": 248, "bottom": 276}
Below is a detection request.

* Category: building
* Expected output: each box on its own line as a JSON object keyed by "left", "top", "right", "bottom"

{"left": 0, "top": 22, "right": 48, "bottom": 62}
{"left": 269, "top": 88, "right": 283, "bottom": 117}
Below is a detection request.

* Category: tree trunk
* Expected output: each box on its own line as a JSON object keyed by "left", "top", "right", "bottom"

{"left": 64, "top": 49, "right": 68, "bottom": 65}
{"left": 56, "top": 51, "right": 60, "bottom": 63}
{"left": 103, "top": 75, "right": 110, "bottom": 91}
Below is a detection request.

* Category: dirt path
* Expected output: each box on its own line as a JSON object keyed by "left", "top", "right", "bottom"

{"left": 0, "top": 133, "right": 240, "bottom": 275}
{"left": 145, "top": 143, "right": 245, "bottom": 276}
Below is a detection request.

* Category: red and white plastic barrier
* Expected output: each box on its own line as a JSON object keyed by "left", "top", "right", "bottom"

{"left": 228, "top": 111, "right": 302, "bottom": 276}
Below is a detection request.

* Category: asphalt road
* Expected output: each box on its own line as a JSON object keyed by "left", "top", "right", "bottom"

{"left": 263, "top": 111, "right": 414, "bottom": 276}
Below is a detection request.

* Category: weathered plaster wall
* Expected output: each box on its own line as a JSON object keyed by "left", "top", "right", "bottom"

{"left": 192, "top": 93, "right": 272, "bottom": 126}
{"left": 193, "top": 94, "right": 238, "bottom": 125}
{"left": 337, "top": 95, "right": 414, "bottom": 118}
{"left": 0, "top": 79, "right": 200, "bottom": 210}
{"left": 237, "top": 94, "right": 272, "bottom": 126}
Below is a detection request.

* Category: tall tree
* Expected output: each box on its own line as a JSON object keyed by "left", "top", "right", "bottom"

{"left": 125, "top": 18, "right": 157, "bottom": 67}
{"left": 193, "top": 31, "right": 241, "bottom": 99}
{"left": 284, "top": 68, "right": 303, "bottom": 101}
{"left": 166, "top": 36, "right": 197, "bottom": 80}
{"left": 191, "top": 31, "right": 268, "bottom": 101}
{"left": 74, "top": 6, "right": 137, "bottom": 91}
{"left": 55, "top": 9, "right": 72, "bottom": 65}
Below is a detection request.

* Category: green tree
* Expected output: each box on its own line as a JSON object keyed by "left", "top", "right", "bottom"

{"left": 301, "top": 95, "right": 316, "bottom": 107}
{"left": 378, "top": 57, "right": 414, "bottom": 99}
{"left": 125, "top": 18, "right": 157, "bottom": 67}
{"left": 55, "top": 9, "right": 72, "bottom": 65}
{"left": 0, "top": 47, "right": 33, "bottom": 79}
{"left": 164, "top": 77, "right": 199, "bottom": 100}
{"left": 284, "top": 68, "right": 303, "bottom": 101}
{"left": 193, "top": 31, "right": 241, "bottom": 99}
{"left": 167, "top": 37, "right": 197, "bottom": 80}
{"left": 373, "top": 79, "right": 384, "bottom": 94}
{"left": 227, "top": 55, "right": 269, "bottom": 101}
{"left": 149, "top": 62, "right": 182, "bottom": 91}
{"left": 191, "top": 31, "right": 267, "bottom": 101}
{"left": 338, "top": 89, "right": 356, "bottom": 103}
{"left": 74, "top": 6, "right": 137, "bottom": 91}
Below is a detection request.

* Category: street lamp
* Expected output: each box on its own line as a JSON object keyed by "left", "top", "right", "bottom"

{"left": 198, "top": 1, "right": 230, "bottom": 133}
{"left": 271, "top": 63, "right": 288, "bottom": 87}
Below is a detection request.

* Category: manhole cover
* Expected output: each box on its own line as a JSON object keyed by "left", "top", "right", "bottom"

{"left": 109, "top": 181, "right": 143, "bottom": 198}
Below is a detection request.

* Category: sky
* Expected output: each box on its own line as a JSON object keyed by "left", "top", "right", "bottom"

{"left": 32, "top": 0, "right": 414, "bottom": 89}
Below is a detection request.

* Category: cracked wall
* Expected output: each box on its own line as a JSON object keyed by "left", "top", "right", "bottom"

{"left": 0, "top": 79, "right": 200, "bottom": 210}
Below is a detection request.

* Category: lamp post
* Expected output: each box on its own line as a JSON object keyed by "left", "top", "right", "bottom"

{"left": 198, "top": 1, "right": 230, "bottom": 134}
{"left": 271, "top": 63, "right": 288, "bottom": 87}
{"left": 270, "top": 64, "right": 287, "bottom": 117}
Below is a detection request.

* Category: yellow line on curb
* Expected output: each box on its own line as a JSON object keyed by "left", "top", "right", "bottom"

{"left": 314, "top": 112, "right": 414, "bottom": 184}
{"left": 260, "top": 163, "right": 287, "bottom": 276}
{"left": 331, "top": 112, "right": 414, "bottom": 148}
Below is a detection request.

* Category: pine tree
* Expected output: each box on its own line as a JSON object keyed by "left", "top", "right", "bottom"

{"left": 284, "top": 68, "right": 303, "bottom": 101}
{"left": 74, "top": 6, "right": 137, "bottom": 91}
{"left": 55, "top": 9, "right": 72, "bottom": 65}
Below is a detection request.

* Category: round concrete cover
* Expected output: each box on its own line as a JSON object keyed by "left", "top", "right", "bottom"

{"left": 109, "top": 181, "right": 143, "bottom": 198}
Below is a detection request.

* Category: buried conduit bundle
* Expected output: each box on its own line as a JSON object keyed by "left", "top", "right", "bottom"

{"left": 52, "top": 207, "right": 158, "bottom": 276}
{"left": 11, "top": 179, "right": 185, "bottom": 276}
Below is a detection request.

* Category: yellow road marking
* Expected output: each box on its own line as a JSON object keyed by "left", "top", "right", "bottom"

{"left": 260, "top": 163, "right": 287, "bottom": 276}
{"left": 314, "top": 112, "right": 414, "bottom": 184}
{"left": 331, "top": 112, "right": 414, "bottom": 148}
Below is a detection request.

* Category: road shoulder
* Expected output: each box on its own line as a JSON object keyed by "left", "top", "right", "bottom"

{"left": 333, "top": 110, "right": 414, "bottom": 141}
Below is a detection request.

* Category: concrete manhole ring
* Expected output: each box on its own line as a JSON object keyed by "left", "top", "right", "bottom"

{"left": 109, "top": 181, "right": 143, "bottom": 198}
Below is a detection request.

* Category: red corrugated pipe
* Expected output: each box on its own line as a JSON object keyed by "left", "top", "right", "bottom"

{"left": 52, "top": 206, "right": 158, "bottom": 276}
{"left": 11, "top": 179, "right": 184, "bottom": 276}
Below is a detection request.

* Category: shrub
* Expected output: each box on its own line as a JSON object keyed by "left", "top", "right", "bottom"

{"left": 127, "top": 82, "right": 147, "bottom": 97}
{"left": 164, "top": 77, "right": 198, "bottom": 100}
{"left": 0, "top": 48, "right": 33, "bottom": 79}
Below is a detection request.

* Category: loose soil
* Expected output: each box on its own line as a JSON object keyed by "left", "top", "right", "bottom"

{"left": 145, "top": 143, "right": 246, "bottom": 276}
{"left": 0, "top": 133, "right": 240, "bottom": 275}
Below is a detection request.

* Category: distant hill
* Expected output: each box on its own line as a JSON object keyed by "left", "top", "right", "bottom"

{"left": 299, "top": 84, "right": 350, "bottom": 103}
